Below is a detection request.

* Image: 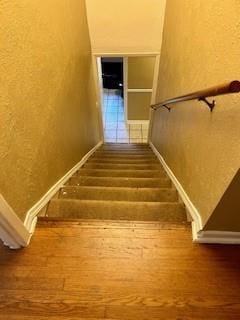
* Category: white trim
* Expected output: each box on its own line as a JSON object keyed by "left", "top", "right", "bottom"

{"left": 127, "top": 89, "right": 153, "bottom": 93}
{"left": 149, "top": 141, "right": 203, "bottom": 234}
{"left": 123, "top": 57, "right": 128, "bottom": 124}
{"left": 93, "top": 52, "right": 160, "bottom": 57}
{"left": 148, "top": 54, "right": 160, "bottom": 142}
{"left": 194, "top": 230, "right": 240, "bottom": 244}
{"left": 24, "top": 141, "right": 103, "bottom": 234}
{"left": 151, "top": 54, "right": 160, "bottom": 105}
{"left": 148, "top": 109, "right": 154, "bottom": 143}
{"left": 0, "top": 195, "right": 31, "bottom": 249}
{"left": 127, "top": 120, "right": 150, "bottom": 125}
{"left": 92, "top": 55, "right": 104, "bottom": 141}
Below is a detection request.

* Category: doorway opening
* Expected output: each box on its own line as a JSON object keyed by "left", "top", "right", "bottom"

{"left": 101, "top": 57, "right": 129, "bottom": 143}
{"left": 97, "top": 55, "right": 158, "bottom": 144}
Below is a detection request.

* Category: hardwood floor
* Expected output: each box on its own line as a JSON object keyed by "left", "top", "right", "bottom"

{"left": 0, "top": 220, "right": 240, "bottom": 319}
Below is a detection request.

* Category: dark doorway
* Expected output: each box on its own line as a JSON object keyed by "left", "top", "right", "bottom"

{"left": 101, "top": 57, "right": 123, "bottom": 97}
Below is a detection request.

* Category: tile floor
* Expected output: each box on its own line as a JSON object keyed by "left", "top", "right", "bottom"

{"left": 103, "top": 89, "right": 149, "bottom": 143}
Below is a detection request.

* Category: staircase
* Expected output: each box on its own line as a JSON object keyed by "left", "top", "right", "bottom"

{"left": 41, "top": 143, "right": 187, "bottom": 223}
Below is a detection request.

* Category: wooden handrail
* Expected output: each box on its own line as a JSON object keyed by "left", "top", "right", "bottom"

{"left": 151, "top": 80, "right": 240, "bottom": 111}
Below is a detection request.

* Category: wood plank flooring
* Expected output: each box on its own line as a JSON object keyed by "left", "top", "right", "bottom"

{"left": 0, "top": 220, "right": 240, "bottom": 319}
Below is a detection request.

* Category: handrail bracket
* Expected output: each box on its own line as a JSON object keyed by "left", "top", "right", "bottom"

{"left": 163, "top": 104, "right": 171, "bottom": 112}
{"left": 198, "top": 97, "right": 215, "bottom": 112}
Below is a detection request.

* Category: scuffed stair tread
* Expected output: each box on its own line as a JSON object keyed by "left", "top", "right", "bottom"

{"left": 78, "top": 169, "right": 166, "bottom": 178}
{"left": 97, "top": 147, "right": 152, "bottom": 151}
{"left": 60, "top": 186, "right": 178, "bottom": 202}
{"left": 91, "top": 153, "right": 157, "bottom": 159}
{"left": 95, "top": 151, "right": 154, "bottom": 156}
{"left": 47, "top": 199, "right": 186, "bottom": 223}
{"left": 87, "top": 158, "right": 159, "bottom": 164}
{"left": 83, "top": 163, "right": 162, "bottom": 170}
{"left": 69, "top": 176, "right": 171, "bottom": 188}
{"left": 99, "top": 147, "right": 151, "bottom": 151}
{"left": 38, "top": 218, "right": 189, "bottom": 229}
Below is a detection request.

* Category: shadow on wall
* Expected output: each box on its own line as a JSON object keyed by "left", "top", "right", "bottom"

{"left": 204, "top": 169, "right": 240, "bottom": 232}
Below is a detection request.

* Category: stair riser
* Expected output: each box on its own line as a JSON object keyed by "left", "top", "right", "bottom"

{"left": 91, "top": 154, "right": 157, "bottom": 159}
{"left": 99, "top": 148, "right": 151, "bottom": 152}
{"left": 78, "top": 169, "right": 166, "bottom": 178}
{"left": 47, "top": 200, "right": 186, "bottom": 223}
{"left": 83, "top": 163, "right": 162, "bottom": 170}
{"left": 97, "top": 150, "right": 152, "bottom": 153}
{"left": 60, "top": 187, "right": 177, "bottom": 202}
{"left": 103, "top": 143, "right": 149, "bottom": 148}
{"left": 96, "top": 151, "right": 153, "bottom": 156}
{"left": 87, "top": 158, "right": 159, "bottom": 164}
{"left": 69, "top": 177, "right": 171, "bottom": 188}
{"left": 90, "top": 154, "right": 159, "bottom": 163}
{"left": 100, "top": 144, "right": 150, "bottom": 148}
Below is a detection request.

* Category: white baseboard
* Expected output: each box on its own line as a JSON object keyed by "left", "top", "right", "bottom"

{"left": 194, "top": 230, "right": 240, "bottom": 244}
{"left": 149, "top": 141, "right": 203, "bottom": 232}
{"left": 0, "top": 141, "right": 102, "bottom": 249}
{"left": 149, "top": 141, "right": 240, "bottom": 244}
{"left": 24, "top": 140, "right": 103, "bottom": 234}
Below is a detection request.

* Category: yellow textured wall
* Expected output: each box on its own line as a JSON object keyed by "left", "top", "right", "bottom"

{"left": 151, "top": 0, "right": 240, "bottom": 229}
{"left": 0, "top": 0, "right": 100, "bottom": 221}
{"left": 85, "top": 0, "right": 166, "bottom": 53}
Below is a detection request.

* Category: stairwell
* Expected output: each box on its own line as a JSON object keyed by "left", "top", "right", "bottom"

{"left": 40, "top": 143, "right": 187, "bottom": 224}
